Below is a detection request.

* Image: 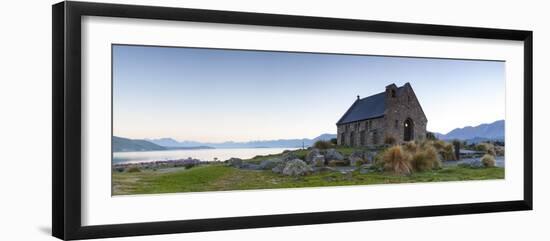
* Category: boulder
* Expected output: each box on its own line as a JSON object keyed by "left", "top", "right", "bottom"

{"left": 282, "top": 159, "right": 313, "bottom": 176}
{"left": 240, "top": 163, "right": 262, "bottom": 170}
{"left": 349, "top": 156, "right": 363, "bottom": 166}
{"left": 363, "top": 152, "right": 376, "bottom": 164}
{"left": 312, "top": 166, "right": 337, "bottom": 173}
{"left": 305, "top": 148, "right": 321, "bottom": 164}
{"left": 271, "top": 163, "right": 285, "bottom": 174}
{"left": 227, "top": 158, "right": 243, "bottom": 168}
{"left": 282, "top": 152, "right": 299, "bottom": 162}
{"left": 349, "top": 150, "right": 364, "bottom": 166}
{"left": 327, "top": 159, "right": 349, "bottom": 166}
{"left": 310, "top": 155, "right": 325, "bottom": 167}
{"left": 325, "top": 148, "right": 344, "bottom": 162}
{"left": 259, "top": 158, "right": 283, "bottom": 170}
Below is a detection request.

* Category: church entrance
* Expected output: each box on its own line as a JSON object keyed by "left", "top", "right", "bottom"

{"left": 404, "top": 118, "right": 414, "bottom": 141}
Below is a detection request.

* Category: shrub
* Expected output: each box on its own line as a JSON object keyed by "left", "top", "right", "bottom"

{"left": 411, "top": 145, "right": 441, "bottom": 171}
{"left": 384, "top": 135, "right": 397, "bottom": 145}
{"left": 126, "top": 166, "right": 141, "bottom": 173}
{"left": 313, "top": 140, "right": 333, "bottom": 149}
{"left": 481, "top": 154, "right": 496, "bottom": 167}
{"left": 382, "top": 146, "right": 412, "bottom": 175}
{"left": 329, "top": 138, "right": 337, "bottom": 145}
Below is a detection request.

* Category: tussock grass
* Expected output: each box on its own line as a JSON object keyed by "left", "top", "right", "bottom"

{"left": 481, "top": 154, "right": 496, "bottom": 167}
{"left": 476, "top": 143, "right": 496, "bottom": 156}
{"left": 403, "top": 141, "right": 418, "bottom": 153}
{"left": 411, "top": 145, "right": 441, "bottom": 171}
{"left": 382, "top": 146, "right": 413, "bottom": 175}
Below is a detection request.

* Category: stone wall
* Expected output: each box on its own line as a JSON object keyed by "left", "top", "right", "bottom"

{"left": 337, "top": 117, "right": 385, "bottom": 147}
{"left": 382, "top": 83, "right": 427, "bottom": 143}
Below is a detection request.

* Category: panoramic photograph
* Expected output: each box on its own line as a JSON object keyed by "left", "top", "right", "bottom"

{"left": 111, "top": 44, "right": 505, "bottom": 195}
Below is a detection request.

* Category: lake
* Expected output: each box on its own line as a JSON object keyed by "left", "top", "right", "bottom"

{"left": 112, "top": 147, "right": 300, "bottom": 164}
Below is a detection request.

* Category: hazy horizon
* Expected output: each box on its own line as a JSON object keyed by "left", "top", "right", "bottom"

{"left": 113, "top": 45, "right": 505, "bottom": 142}
{"left": 115, "top": 119, "right": 505, "bottom": 143}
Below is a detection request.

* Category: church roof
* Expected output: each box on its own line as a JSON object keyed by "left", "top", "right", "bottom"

{"left": 336, "top": 86, "right": 404, "bottom": 125}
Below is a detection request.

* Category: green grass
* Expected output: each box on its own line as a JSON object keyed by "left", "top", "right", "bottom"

{"left": 113, "top": 164, "right": 504, "bottom": 195}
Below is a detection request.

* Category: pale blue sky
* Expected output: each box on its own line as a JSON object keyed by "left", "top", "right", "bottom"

{"left": 113, "top": 45, "right": 505, "bottom": 142}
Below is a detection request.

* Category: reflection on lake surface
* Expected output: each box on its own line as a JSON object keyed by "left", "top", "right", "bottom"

{"left": 113, "top": 147, "right": 300, "bottom": 164}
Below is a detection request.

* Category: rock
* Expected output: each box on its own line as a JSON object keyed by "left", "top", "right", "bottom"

{"left": 349, "top": 156, "right": 362, "bottom": 166}
{"left": 282, "top": 159, "right": 313, "bottom": 176}
{"left": 310, "top": 155, "right": 325, "bottom": 167}
{"left": 325, "top": 148, "right": 344, "bottom": 162}
{"left": 240, "top": 163, "right": 262, "bottom": 170}
{"left": 327, "top": 159, "right": 348, "bottom": 166}
{"left": 259, "top": 158, "right": 283, "bottom": 170}
{"left": 349, "top": 151, "right": 364, "bottom": 166}
{"left": 312, "top": 166, "right": 337, "bottom": 173}
{"left": 305, "top": 148, "right": 321, "bottom": 164}
{"left": 282, "top": 152, "right": 299, "bottom": 162}
{"left": 227, "top": 158, "right": 243, "bottom": 168}
{"left": 363, "top": 152, "right": 376, "bottom": 164}
{"left": 350, "top": 150, "right": 364, "bottom": 159}
{"left": 271, "top": 164, "right": 285, "bottom": 174}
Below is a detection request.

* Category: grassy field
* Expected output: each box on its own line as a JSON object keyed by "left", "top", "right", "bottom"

{"left": 112, "top": 164, "right": 504, "bottom": 195}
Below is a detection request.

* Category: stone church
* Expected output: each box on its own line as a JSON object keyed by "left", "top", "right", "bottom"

{"left": 336, "top": 83, "right": 427, "bottom": 147}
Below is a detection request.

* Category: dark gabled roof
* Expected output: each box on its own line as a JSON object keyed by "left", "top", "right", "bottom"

{"left": 336, "top": 91, "right": 387, "bottom": 125}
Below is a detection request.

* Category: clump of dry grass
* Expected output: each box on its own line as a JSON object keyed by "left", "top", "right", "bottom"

{"left": 403, "top": 141, "right": 418, "bottom": 153}
{"left": 481, "top": 154, "right": 496, "bottom": 167}
{"left": 424, "top": 140, "right": 456, "bottom": 161}
{"left": 476, "top": 143, "right": 496, "bottom": 156}
{"left": 411, "top": 145, "right": 441, "bottom": 171}
{"left": 382, "top": 146, "right": 412, "bottom": 175}
{"left": 432, "top": 140, "right": 446, "bottom": 150}
{"left": 441, "top": 142, "right": 456, "bottom": 161}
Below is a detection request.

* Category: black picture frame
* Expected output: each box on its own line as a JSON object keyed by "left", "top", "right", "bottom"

{"left": 52, "top": 1, "right": 533, "bottom": 240}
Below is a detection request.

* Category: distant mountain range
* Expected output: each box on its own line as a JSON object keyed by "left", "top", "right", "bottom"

{"left": 433, "top": 120, "right": 504, "bottom": 142}
{"left": 113, "top": 136, "right": 166, "bottom": 152}
{"left": 113, "top": 120, "right": 504, "bottom": 152}
{"left": 146, "top": 133, "right": 337, "bottom": 149}
{"left": 113, "top": 136, "right": 214, "bottom": 152}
